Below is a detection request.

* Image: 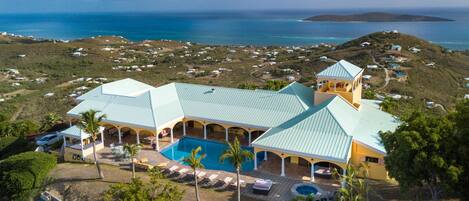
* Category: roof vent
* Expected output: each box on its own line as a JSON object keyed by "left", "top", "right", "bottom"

{"left": 211, "top": 88, "right": 215, "bottom": 93}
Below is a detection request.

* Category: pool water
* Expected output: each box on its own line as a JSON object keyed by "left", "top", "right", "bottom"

{"left": 296, "top": 185, "right": 318, "bottom": 196}
{"left": 161, "top": 137, "right": 263, "bottom": 172}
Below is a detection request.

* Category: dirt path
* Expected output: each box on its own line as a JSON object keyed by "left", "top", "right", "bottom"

{"left": 2, "top": 88, "right": 36, "bottom": 98}
{"left": 10, "top": 105, "right": 25, "bottom": 121}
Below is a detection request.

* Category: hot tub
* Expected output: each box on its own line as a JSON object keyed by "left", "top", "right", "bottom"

{"left": 291, "top": 183, "right": 322, "bottom": 198}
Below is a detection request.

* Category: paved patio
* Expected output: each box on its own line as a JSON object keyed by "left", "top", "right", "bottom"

{"left": 94, "top": 136, "right": 340, "bottom": 201}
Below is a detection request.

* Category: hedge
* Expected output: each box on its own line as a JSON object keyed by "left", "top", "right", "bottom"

{"left": 0, "top": 151, "right": 57, "bottom": 201}
{"left": 0, "top": 136, "right": 29, "bottom": 160}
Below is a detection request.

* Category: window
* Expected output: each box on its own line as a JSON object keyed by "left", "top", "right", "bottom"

{"left": 365, "top": 156, "right": 379, "bottom": 163}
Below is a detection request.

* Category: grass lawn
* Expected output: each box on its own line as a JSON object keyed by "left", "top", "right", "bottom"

{"left": 45, "top": 163, "right": 262, "bottom": 201}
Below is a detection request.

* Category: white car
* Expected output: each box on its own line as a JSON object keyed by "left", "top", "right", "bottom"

{"left": 36, "top": 133, "right": 61, "bottom": 146}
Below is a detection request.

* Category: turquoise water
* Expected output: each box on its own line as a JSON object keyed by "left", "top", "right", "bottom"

{"left": 296, "top": 185, "right": 319, "bottom": 196}
{"left": 1, "top": 9, "right": 469, "bottom": 49}
{"left": 161, "top": 137, "right": 263, "bottom": 172}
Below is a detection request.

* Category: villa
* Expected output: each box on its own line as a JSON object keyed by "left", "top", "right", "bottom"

{"left": 62, "top": 60, "right": 398, "bottom": 181}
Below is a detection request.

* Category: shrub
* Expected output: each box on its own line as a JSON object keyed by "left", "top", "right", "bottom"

{"left": 0, "top": 151, "right": 57, "bottom": 201}
{"left": 0, "top": 136, "right": 29, "bottom": 160}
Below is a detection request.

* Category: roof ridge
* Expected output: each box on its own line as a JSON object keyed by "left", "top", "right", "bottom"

{"left": 323, "top": 97, "right": 353, "bottom": 137}
{"left": 148, "top": 90, "right": 159, "bottom": 129}
{"left": 172, "top": 83, "right": 187, "bottom": 116}
{"left": 279, "top": 82, "right": 309, "bottom": 110}
{"left": 339, "top": 60, "right": 355, "bottom": 78}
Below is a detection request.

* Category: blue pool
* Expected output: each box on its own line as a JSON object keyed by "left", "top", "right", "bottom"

{"left": 161, "top": 137, "right": 263, "bottom": 172}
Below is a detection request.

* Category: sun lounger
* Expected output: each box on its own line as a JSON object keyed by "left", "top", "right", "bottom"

{"left": 163, "top": 165, "right": 179, "bottom": 176}
{"left": 230, "top": 179, "right": 245, "bottom": 187}
{"left": 201, "top": 174, "right": 219, "bottom": 187}
{"left": 214, "top": 177, "right": 233, "bottom": 190}
{"left": 187, "top": 171, "right": 207, "bottom": 185}
{"left": 172, "top": 168, "right": 189, "bottom": 180}
{"left": 252, "top": 179, "right": 273, "bottom": 195}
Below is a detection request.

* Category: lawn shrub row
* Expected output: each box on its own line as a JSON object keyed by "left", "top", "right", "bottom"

{"left": 0, "top": 136, "right": 29, "bottom": 159}
{"left": 0, "top": 151, "right": 57, "bottom": 201}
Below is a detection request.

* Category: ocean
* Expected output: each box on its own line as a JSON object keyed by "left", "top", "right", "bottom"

{"left": 1, "top": 8, "right": 469, "bottom": 50}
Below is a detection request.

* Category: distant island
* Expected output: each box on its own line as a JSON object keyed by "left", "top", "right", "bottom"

{"left": 303, "top": 12, "right": 454, "bottom": 22}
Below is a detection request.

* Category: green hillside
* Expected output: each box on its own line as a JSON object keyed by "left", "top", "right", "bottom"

{"left": 0, "top": 32, "right": 468, "bottom": 123}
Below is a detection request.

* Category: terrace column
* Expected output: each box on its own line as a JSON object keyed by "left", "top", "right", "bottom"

{"left": 254, "top": 151, "right": 258, "bottom": 170}
{"left": 311, "top": 162, "right": 315, "bottom": 182}
{"left": 170, "top": 128, "right": 174, "bottom": 143}
{"left": 203, "top": 125, "right": 207, "bottom": 139}
{"left": 69, "top": 119, "right": 72, "bottom": 127}
{"left": 117, "top": 127, "right": 122, "bottom": 144}
{"left": 248, "top": 131, "right": 252, "bottom": 146}
{"left": 155, "top": 132, "right": 160, "bottom": 151}
{"left": 183, "top": 122, "right": 186, "bottom": 136}
{"left": 264, "top": 151, "right": 268, "bottom": 161}
{"left": 281, "top": 157, "right": 285, "bottom": 177}
{"left": 341, "top": 168, "right": 347, "bottom": 188}
{"left": 136, "top": 130, "right": 140, "bottom": 144}
{"left": 63, "top": 135, "right": 67, "bottom": 147}
{"left": 225, "top": 127, "right": 228, "bottom": 141}
{"left": 100, "top": 129, "right": 104, "bottom": 145}
{"left": 80, "top": 138, "right": 84, "bottom": 158}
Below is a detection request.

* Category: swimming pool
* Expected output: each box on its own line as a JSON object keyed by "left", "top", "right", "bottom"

{"left": 161, "top": 137, "right": 263, "bottom": 172}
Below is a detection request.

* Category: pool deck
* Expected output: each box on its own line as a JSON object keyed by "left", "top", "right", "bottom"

{"left": 95, "top": 136, "right": 340, "bottom": 201}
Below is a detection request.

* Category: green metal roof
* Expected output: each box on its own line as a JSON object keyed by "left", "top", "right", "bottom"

{"left": 174, "top": 82, "right": 310, "bottom": 129}
{"left": 68, "top": 60, "right": 398, "bottom": 161}
{"left": 61, "top": 125, "right": 91, "bottom": 139}
{"left": 317, "top": 60, "right": 364, "bottom": 80}
{"left": 251, "top": 97, "right": 353, "bottom": 163}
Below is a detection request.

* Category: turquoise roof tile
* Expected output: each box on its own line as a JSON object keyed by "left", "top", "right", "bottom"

{"left": 317, "top": 60, "right": 364, "bottom": 80}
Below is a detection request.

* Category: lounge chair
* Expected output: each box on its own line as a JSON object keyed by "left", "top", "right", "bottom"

{"left": 201, "top": 174, "right": 219, "bottom": 187}
{"left": 214, "top": 177, "right": 233, "bottom": 190}
{"left": 172, "top": 168, "right": 189, "bottom": 180}
{"left": 163, "top": 165, "right": 179, "bottom": 176}
{"left": 252, "top": 179, "right": 273, "bottom": 195}
{"left": 188, "top": 171, "right": 207, "bottom": 185}
{"left": 230, "top": 179, "right": 245, "bottom": 188}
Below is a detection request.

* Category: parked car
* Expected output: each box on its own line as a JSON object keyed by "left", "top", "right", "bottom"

{"left": 36, "top": 133, "right": 61, "bottom": 146}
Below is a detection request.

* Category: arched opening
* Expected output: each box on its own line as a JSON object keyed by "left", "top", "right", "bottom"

{"left": 255, "top": 151, "right": 283, "bottom": 175}
{"left": 206, "top": 123, "right": 226, "bottom": 142}
{"left": 120, "top": 127, "right": 137, "bottom": 144}
{"left": 172, "top": 121, "right": 185, "bottom": 140}
{"left": 157, "top": 128, "right": 173, "bottom": 149}
{"left": 185, "top": 120, "right": 204, "bottom": 139}
{"left": 284, "top": 156, "right": 311, "bottom": 180}
{"left": 228, "top": 127, "right": 249, "bottom": 146}
{"left": 251, "top": 130, "right": 265, "bottom": 142}
{"left": 313, "top": 161, "right": 344, "bottom": 179}
{"left": 101, "top": 124, "right": 119, "bottom": 146}
{"left": 138, "top": 130, "right": 155, "bottom": 150}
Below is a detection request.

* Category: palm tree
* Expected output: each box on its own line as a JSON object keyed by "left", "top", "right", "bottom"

{"left": 77, "top": 109, "right": 106, "bottom": 179}
{"left": 219, "top": 137, "right": 253, "bottom": 201}
{"left": 124, "top": 143, "right": 142, "bottom": 179}
{"left": 183, "top": 146, "right": 206, "bottom": 201}
{"left": 333, "top": 163, "right": 369, "bottom": 201}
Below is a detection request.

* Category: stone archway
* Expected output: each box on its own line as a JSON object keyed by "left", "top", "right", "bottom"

{"left": 284, "top": 156, "right": 312, "bottom": 180}
{"left": 313, "top": 161, "right": 344, "bottom": 180}
{"left": 255, "top": 150, "right": 283, "bottom": 175}
{"left": 185, "top": 120, "right": 205, "bottom": 139}
{"left": 227, "top": 127, "right": 249, "bottom": 145}
{"left": 205, "top": 123, "right": 226, "bottom": 142}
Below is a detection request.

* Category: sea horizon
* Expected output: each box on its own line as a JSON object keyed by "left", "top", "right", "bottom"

{"left": 1, "top": 8, "right": 469, "bottom": 50}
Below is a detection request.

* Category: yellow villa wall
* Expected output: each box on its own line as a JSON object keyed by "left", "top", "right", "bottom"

{"left": 351, "top": 141, "right": 388, "bottom": 180}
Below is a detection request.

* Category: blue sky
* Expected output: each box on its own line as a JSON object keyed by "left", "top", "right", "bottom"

{"left": 1, "top": 0, "right": 468, "bottom": 13}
